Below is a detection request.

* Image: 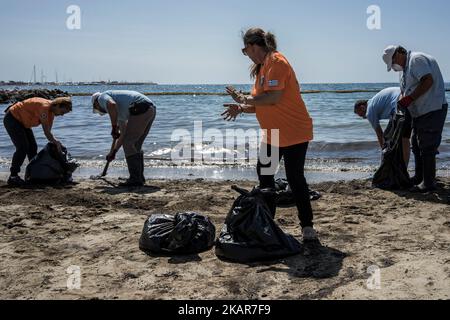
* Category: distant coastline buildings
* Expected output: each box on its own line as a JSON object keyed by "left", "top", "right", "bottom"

{"left": 0, "top": 80, "right": 158, "bottom": 86}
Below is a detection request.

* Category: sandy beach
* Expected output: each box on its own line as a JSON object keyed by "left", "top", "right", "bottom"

{"left": 0, "top": 176, "right": 449, "bottom": 300}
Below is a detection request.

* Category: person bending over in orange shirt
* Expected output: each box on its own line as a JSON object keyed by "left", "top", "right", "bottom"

{"left": 3, "top": 97, "right": 72, "bottom": 187}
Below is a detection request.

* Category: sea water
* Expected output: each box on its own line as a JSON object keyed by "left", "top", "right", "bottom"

{"left": 1, "top": 83, "right": 449, "bottom": 182}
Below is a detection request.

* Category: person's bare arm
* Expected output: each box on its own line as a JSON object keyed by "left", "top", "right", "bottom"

{"left": 106, "top": 121, "right": 127, "bottom": 161}
{"left": 375, "top": 125, "right": 385, "bottom": 148}
{"left": 241, "top": 105, "right": 256, "bottom": 113}
{"left": 226, "top": 86, "right": 283, "bottom": 106}
{"left": 113, "top": 122, "right": 127, "bottom": 151}
{"left": 410, "top": 74, "right": 434, "bottom": 101}
{"left": 42, "top": 122, "right": 57, "bottom": 144}
{"left": 106, "top": 100, "right": 119, "bottom": 126}
{"left": 41, "top": 121, "right": 62, "bottom": 152}
{"left": 245, "top": 91, "right": 283, "bottom": 106}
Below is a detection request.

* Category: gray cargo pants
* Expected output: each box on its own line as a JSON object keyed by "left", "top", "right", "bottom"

{"left": 123, "top": 105, "right": 156, "bottom": 157}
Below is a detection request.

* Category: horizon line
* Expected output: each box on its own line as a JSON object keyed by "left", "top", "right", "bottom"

{"left": 1, "top": 80, "right": 450, "bottom": 86}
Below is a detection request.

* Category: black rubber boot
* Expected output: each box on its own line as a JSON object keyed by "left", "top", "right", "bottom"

{"left": 7, "top": 175, "right": 25, "bottom": 188}
{"left": 411, "top": 155, "right": 437, "bottom": 193}
{"left": 119, "top": 154, "right": 143, "bottom": 187}
{"left": 410, "top": 152, "right": 424, "bottom": 186}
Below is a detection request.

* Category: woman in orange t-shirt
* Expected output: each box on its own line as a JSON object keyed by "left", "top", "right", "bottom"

{"left": 3, "top": 97, "right": 72, "bottom": 187}
{"left": 222, "top": 28, "right": 317, "bottom": 241}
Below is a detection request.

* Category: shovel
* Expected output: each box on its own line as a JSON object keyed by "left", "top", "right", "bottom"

{"left": 90, "top": 139, "right": 117, "bottom": 181}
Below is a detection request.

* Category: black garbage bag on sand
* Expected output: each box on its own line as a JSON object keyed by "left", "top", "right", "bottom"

{"left": 25, "top": 143, "right": 79, "bottom": 185}
{"left": 275, "top": 178, "right": 322, "bottom": 207}
{"left": 215, "top": 186, "right": 302, "bottom": 263}
{"left": 139, "top": 212, "right": 216, "bottom": 255}
{"left": 372, "top": 109, "right": 412, "bottom": 190}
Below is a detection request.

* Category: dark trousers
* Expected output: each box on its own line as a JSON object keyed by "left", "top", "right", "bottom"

{"left": 257, "top": 142, "right": 314, "bottom": 228}
{"left": 411, "top": 104, "right": 448, "bottom": 157}
{"left": 3, "top": 112, "right": 38, "bottom": 176}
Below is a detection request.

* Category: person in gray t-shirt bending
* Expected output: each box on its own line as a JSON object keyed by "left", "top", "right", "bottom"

{"left": 92, "top": 90, "right": 156, "bottom": 187}
{"left": 354, "top": 87, "right": 412, "bottom": 166}
{"left": 383, "top": 45, "right": 448, "bottom": 192}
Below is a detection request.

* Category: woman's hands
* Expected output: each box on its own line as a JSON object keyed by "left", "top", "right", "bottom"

{"left": 222, "top": 104, "right": 243, "bottom": 122}
{"left": 226, "top": 86, "right": 247, "bottom": 104}
{"left": 223, "top": 86, "right": 248, "bottom": 121}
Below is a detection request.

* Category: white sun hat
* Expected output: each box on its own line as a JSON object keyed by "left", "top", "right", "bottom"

{"left": 382, "top": 45, "right": 397, "bottom": 72}
{"left": 91, "top": 92, "right": 101, "bottom": 106}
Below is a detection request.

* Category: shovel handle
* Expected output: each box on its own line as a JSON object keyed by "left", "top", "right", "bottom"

{"left": 100, "top": 138, "right": 118, "bottom": 178}
{"left": 100, "top": 161, "right": 111, "bottom": 177}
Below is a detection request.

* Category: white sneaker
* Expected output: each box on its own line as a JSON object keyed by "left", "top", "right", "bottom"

{"left": 302, "top": 227, "right": 318, "bottom": 241}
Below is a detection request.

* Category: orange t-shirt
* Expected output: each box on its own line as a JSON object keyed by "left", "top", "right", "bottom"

{"left": 9, "top": 97, "right": 55, "bottom": 129}
{"left": 252, "top": 51, "right": 313, "bottom": 147}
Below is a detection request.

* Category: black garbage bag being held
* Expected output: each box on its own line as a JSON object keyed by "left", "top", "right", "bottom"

{"left": 215, "top": 186, "right": 302, "bottom": 263}
{"left": 139, "top": 212, "right": 216, "bottom": 255}
{"left": 25, "top": 143, "right": 79, "bottom": 185}
{"left": 372, "top": 108, "right": 412, "bottom": 190}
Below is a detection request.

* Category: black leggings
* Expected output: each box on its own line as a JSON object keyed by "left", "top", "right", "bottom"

{"left": 257, "top": 142, "right": 314, "bottom": 228}
{"left": 3, "top": 112, "right": 38, "bottom": 176}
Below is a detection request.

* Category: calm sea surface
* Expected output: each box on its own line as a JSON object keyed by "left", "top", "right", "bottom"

{"left": 1, "top": 83, "right": 449, "bottom": 181}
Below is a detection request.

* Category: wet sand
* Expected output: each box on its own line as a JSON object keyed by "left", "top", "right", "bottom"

{"left": 0, "top": 177, "right": 449, "bottom": 300}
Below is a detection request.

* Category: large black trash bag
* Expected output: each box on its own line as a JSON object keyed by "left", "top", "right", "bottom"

{"left": 25, "top": 143, "right": 79, "bottom": 185}
{"left": 215, "top": 186, "right": 302, "bottom": 263}
{"left": 373, "top": 108, "right": 412, "bottom": 190}
{"left": 275, "top": 178, "right": 322, "bottom": 207}
{"left": 139, "top": 212, "right": 216, "bottom": 255}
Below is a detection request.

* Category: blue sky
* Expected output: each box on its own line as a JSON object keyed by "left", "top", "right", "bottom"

{"left": 0, "top": 0, "right": 449, "bottom": 84}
